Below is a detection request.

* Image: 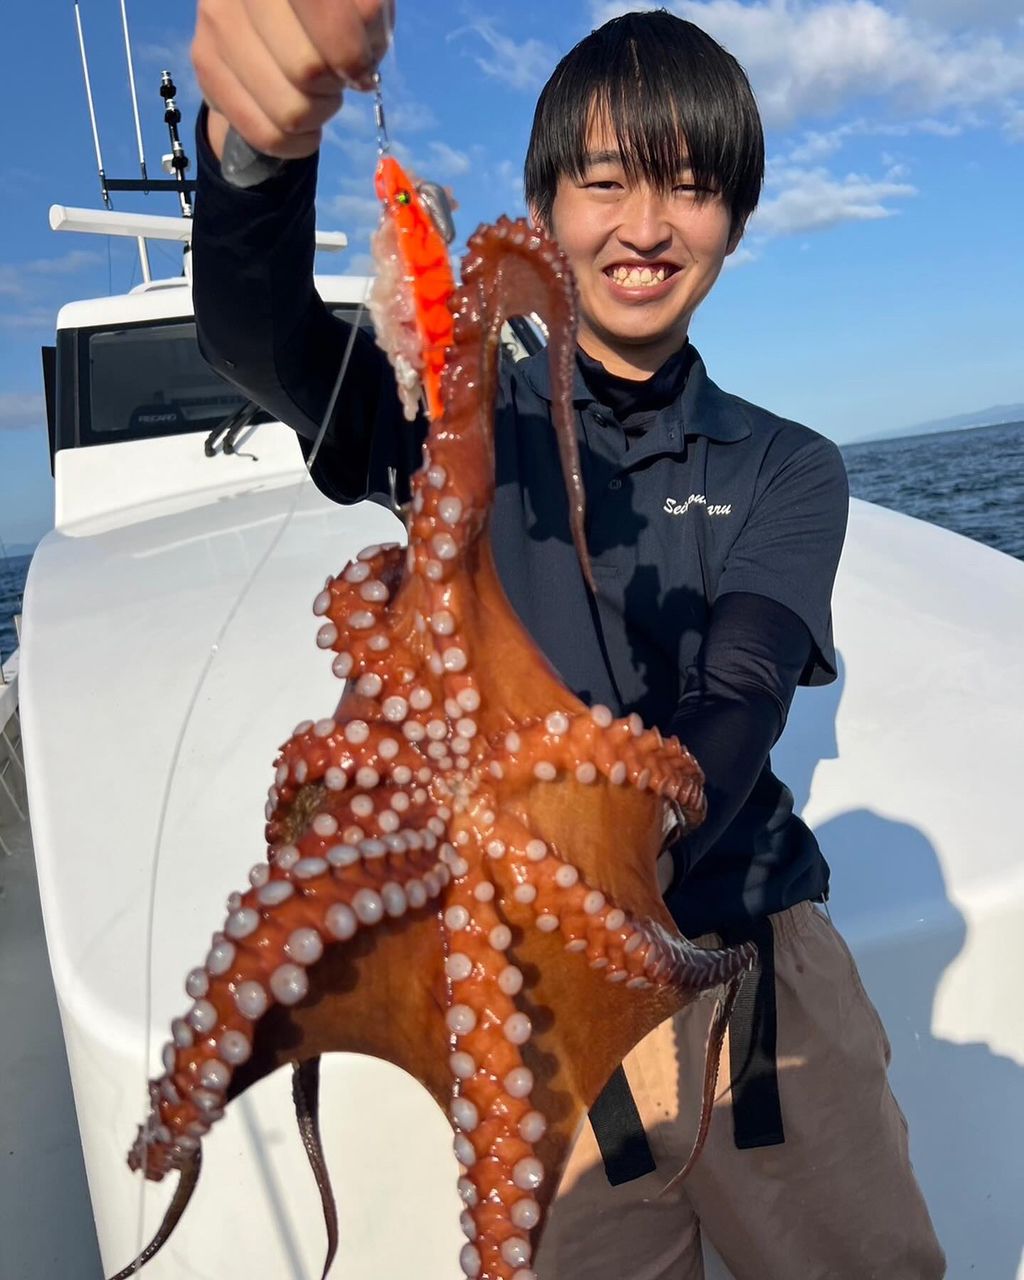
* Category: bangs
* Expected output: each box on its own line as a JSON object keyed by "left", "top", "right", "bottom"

{"left": 525, "top": 12, "right": 764, "bottom": 231}
{"left": 572, "top": 83, "right": 718, "bottom": 199}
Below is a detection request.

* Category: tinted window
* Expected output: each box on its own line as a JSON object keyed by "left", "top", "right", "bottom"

{"left": 85, "top": 320, "right": 259, "bottom": 443}
{"left": 64, "top": 306, "right": 541, "bottom": 453}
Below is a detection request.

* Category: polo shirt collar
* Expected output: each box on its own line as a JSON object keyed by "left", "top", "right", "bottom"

{"left": 520, "top": 344, "right": 595, "bottom": 405}
{"left": 519, "top": 342, "right": 751, "bottom": 444}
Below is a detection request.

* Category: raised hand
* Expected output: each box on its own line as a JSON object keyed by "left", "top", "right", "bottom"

{"left": 192, "top": 0, "right": 395, "bottom": 161}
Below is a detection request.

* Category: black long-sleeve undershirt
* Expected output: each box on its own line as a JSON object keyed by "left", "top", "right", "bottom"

{"left": 192, "top": 107, "right": 422, "bottom": 505}
{"left": 667, "top": 592, "right": 812, "bottom": 878}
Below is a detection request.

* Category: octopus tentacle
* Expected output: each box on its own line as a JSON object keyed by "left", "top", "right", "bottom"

{"left": 441, "top": 877, "right": 547, "bottom": 1278}
{"left": 495, "top": 832, "right": 750, "bottom": 992}
{"left": 291, "top": 1058, "right": 339, "bottom": 1280}
{"left": 437, "top": 216, "right": 590, "bottom": 586}
{"left": 657, "top": 976, "right": 744, "bottom": 1200}
{"left": 106, "top": 1151, "right": 202, "bottom": 1280}
{"left": 478, "top": 705, "right": 706, "bottom": 823}
{"left": 130, "top": 839, "right": 451, "bottom": 1181}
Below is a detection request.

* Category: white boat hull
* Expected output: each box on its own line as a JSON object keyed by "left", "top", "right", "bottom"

{"left": 18, "top": 424, "right": 1024, "bottom": 1278}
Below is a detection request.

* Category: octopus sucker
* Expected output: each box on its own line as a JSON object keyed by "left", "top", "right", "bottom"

{"left": 109, "top": 190, "right": 754, "bottom": 1280}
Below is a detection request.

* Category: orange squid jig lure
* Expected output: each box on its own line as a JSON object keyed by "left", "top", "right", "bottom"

{"left": 369, "top": 154, "right": 457, "bottom": 423}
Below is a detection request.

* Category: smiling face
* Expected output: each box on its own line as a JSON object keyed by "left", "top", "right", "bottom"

{"left": 540, "top": 117, "right": 744, "bottom": 378}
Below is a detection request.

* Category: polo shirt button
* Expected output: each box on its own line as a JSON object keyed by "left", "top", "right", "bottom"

{"left": 608, "top": 478, "right": 622, "bottom": 490}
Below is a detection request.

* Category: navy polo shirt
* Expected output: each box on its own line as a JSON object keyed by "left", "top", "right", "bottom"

{"left": 478, "top": 345, "right": 847, "bottom": 935}
{"left": 191, "top": 118, "right": 849, "bottom": 935}
{"left": 492, "top": 343, "right": 844, "bottom": 722}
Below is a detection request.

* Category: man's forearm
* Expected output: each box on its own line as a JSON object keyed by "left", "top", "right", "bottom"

{"left": 193, "top": 104, "right": 341, "bottom": 437}
{"left": 666, "top": 592, "right": 812, "bottom": 878}
{"left": 192, "top": 105, "right": 411, "bottom": 500}
{"left": 668, "top": 683, "right": 784, "bottom": 873}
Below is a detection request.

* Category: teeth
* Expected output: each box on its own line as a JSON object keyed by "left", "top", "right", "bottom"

{"left": 610, "top": 265, "right": 670, "bottom": 287}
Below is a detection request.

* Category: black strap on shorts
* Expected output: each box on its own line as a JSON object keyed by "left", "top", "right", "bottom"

{"left": 588, "top": 1063, "right": 658, "bottom": 1185}
{"left": 588, "top": 914, "right": 785, "bottom": 1185}
{"left": 719, "top": 915, "right": 786, "bottom": 1149}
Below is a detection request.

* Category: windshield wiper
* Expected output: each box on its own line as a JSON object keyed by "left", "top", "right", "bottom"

{"left": 203, "top": 400, "right": 261, "bottom": 456}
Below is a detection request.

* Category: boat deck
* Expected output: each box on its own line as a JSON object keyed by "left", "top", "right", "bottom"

{"left": 0, "top": 672, "right": 103, "bottom": 1279}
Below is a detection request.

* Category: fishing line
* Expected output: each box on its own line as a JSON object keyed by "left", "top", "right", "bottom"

{"left": 132, "top": 18, "right": 405, "bottom": 1258}
{"left": 131, "top": 240, "right": 374, "bottom": 1273}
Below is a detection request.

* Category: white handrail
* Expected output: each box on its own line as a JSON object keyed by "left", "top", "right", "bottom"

{"left": 49, "top": 204, "right": 349, "bottom": 252}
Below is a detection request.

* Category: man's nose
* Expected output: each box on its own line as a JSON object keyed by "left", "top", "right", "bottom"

{"left": 616, "top": 191, "right": 673, "bottom": 254}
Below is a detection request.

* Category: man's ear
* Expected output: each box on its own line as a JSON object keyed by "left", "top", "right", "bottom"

{"left": 527, "top": 203, "right": 548, "bottom": 234}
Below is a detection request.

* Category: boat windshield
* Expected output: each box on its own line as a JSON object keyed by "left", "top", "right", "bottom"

{"left": 86, "top": 320, "right": 260, "bottom": 443}
{"left": 55, "top": 305, "right": 538, "bottom": 456}
{"left": 59, "top": 307, "right": 374, "bottom": 453}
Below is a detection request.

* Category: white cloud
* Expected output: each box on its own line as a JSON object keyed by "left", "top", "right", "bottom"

{"left": 448, "top": 20, "right": 559, "bottom": 92}
{"left": 785, "top": 127, "right": 851, "bottom": 164}
{"left": 324, "top": 89, "right": 437, "bottom": 168}
{"left": 385, "top": 99, "right": 439, "bottom": 137}
{"left": 0, "top": 251, "right": 102, "bottom": 300}
{"left": 330, "top": 96, "right": 375, "bottom": 140}
{"left": 724, "top": 245, "right": 759, "bottom": 269}
{"left": 325, "top": 131, "right": 376, "bottom": 173}
{"left": 0, "top": 308, "right": 55, "bottom": 331}
{"left": 896, "top": 0, "right": 1024, "bottom": 28}
{"left": 319, "top": 165, "right": 382, "bottom": 276}
{"left": 0, "top": 393, "right": 45, "bottom": 431}
{"left": 1004, "top": 105, "right": 1024, "bottom": 140}
{"left": 427, "top": 141, "right": 472, "bottom": 178}
{"left": 753, "top": 163, "right": 917, "bottom": 235}
{"left": 23, "top": 250, "right": 102, "bottom": 275}
{"left": 782, "top": 115, "right": 962, "bottom": 163}
{"left": 324, "top": 190, "right": 380, "bottom": 229}
{"left": 494, "top": 158, "right": 526, "bottom": 208}
{"left": 346, "top": 254, "right": 376, "bottom": 277}
{"left": 590, "top": 0, "right": 1024, "bottom": 131}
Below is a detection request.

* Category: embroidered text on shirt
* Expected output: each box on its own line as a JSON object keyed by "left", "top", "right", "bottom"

{"left": 663, "top": 494, "right": 732, "bottom": 517}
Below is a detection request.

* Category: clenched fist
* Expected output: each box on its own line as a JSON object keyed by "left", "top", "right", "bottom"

{"left": 192, "top": 0, "right": 395, "bottom": 161}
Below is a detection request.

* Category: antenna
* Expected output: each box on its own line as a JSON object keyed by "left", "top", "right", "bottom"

{"left": 73, "top": 1, "right": 151, "bottom": 282}
{"left": 73, "top": 2, "right": 110, "bottom": 210}
{"left": 69, "top": 4, "right": 204, "bottom": 283}
{"left": 118, "top": 0, "right": 148, "bottom": 183}
{"left": 160, "top": 72, "right": 193, "bottom": 218}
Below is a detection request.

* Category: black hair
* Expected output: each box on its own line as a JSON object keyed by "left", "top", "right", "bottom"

{"left": 524, "top": 10, "right": 764, "bottom": 237}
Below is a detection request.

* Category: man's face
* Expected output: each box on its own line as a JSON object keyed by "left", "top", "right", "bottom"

{"left": 539, "top": 117, "right": 743, "bottom": 377}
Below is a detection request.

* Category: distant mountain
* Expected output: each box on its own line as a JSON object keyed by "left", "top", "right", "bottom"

{"left": 2, "top": 543, "right": 37, "bottom": 559}
{"left": 854, "top": 404, "right": 1024, "bottom": 445}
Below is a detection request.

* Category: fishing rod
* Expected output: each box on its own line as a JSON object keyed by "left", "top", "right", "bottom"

{"left": 72, "top": 2, "right": 198, "bottom": 282}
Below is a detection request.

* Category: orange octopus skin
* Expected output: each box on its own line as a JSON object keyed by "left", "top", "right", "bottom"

{"left": 111, "top": 218, "right": 753, "bottom": 1280}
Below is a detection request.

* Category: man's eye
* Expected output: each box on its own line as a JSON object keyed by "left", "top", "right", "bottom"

{"left": 585, "top": 180, "right": 621, "bottom": 190}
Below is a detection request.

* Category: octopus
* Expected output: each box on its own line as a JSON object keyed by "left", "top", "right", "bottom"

{"left": 108, "top": 170, "right": 754, "bottom": 1280}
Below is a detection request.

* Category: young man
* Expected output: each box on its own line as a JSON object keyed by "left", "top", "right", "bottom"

{"left": 190, "top": 4, "right": 945, "bottom": 1276}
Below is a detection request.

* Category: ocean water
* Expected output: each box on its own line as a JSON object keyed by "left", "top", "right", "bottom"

{"left": 1, "top": 421, "right": 1021, "bottom": 659}
{"left": 841, "top": 419, "right": 1024, "bottom": 562}
{"left": 0, "top": 553, "right": 29, "bottom": 666}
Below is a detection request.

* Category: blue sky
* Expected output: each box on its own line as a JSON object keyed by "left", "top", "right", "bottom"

{"left": 2, "top": 0, "right": 1023, "bottom": 549}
